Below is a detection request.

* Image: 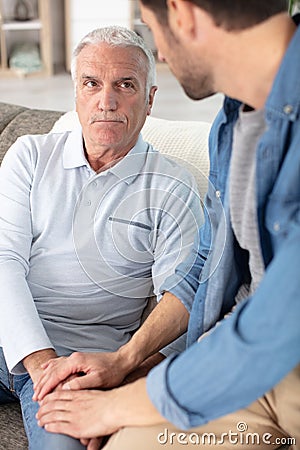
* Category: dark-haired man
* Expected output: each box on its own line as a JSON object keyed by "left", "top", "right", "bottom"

{"left": 37, "top": 2, "right": 300, "bottom": 449}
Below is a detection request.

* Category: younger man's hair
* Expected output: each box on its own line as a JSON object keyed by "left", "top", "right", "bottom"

{"left": 140, "top": 0, "right": 288, "bottom": 30}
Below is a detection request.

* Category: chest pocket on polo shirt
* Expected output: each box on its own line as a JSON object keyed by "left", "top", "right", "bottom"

{"left": 107, "top": 216, "right": 154, "bottom": 270}
{"left": 265, "top": 194, "right": 300, "bottom": 252}
{"left": 108, "top": 217, "right": 152, "bottom": 231}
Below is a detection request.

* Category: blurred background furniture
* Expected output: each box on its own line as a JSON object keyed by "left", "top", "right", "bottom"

{"left": 0, "top": 0, "right": 52, "bottom": 77}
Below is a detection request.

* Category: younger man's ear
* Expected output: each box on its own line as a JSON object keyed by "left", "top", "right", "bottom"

{"left": 167, "top": 0, "right": 197, "bottom": 40}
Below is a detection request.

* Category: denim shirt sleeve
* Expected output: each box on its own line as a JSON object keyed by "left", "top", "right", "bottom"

{"left": 147, "top": 223, "right": 300, "bottom": 428}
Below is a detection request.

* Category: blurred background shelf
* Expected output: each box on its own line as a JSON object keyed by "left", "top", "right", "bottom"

{"left": 2, "top": 19, "right": 42, "bottom": 30}
{"left": 0, "top": 0, "right": 52, "bottom": 77}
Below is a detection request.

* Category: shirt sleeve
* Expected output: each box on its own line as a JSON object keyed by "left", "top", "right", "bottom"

{"left": 147, "top": 225, "right": 300, "bottom": 428}
{"left": 151, "top": 171, "right": 203, "bottom": 300}
{"left": 151, "top": 171, "right": 203, "bottom": 356}
{"left": 0, "top": 138, "right": 54, "bottom": 374}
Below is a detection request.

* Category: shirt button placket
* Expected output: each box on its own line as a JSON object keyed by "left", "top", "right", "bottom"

{"left": 86, "top": 178, "right": 100, "bottom": 207}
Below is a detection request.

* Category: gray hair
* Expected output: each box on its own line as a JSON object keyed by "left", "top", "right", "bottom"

{"left": 71, "top": 25, "right": 157, "bottom": 97}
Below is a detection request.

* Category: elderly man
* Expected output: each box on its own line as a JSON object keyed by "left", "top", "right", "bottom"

{"left": 0, "top": 26, "right": 202, "bottom": 450}
{"left": 36, "top": 1, "right": 300, "bottom": 450}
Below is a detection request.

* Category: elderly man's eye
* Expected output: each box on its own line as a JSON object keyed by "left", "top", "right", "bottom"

{"left": 120, "top": 81, "right": 135, "bottom": 89}
{"left": 85, "top": 80, "right": 97, "bottom": 88}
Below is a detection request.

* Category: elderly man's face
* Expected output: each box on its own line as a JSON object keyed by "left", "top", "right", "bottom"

{"left": 75, "top": 43, "right": 156, "bottom": 158}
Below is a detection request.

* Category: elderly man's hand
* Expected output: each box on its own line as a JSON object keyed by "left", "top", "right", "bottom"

{"left": 33, "top": 350, "right": 133, "bottom": 402}
{"left": 23, "top": 349, "right": 58, "bottom": 386}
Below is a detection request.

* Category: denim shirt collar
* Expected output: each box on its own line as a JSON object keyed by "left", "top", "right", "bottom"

{"left": 219, "top": 15, "right": 300, "bottom": 124}
{"left": 265, "top": 15, "right": 300, "bottom": 122}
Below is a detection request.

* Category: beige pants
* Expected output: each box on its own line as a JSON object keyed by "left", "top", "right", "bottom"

{"left": 104, "top": 364, "right": 300, "bottom": 450}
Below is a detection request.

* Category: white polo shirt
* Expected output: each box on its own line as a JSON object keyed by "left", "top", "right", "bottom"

{"left": 0, "top": 126, "right": 202, "bottom": 373}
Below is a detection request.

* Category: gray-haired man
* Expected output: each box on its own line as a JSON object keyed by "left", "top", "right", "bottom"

{"left": 0, "top": 26, "right": 202, "bottom": 450}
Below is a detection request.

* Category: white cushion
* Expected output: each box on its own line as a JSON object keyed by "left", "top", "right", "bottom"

{"left": 51, "top": 112, "right": 211, "bottom": 196}
{"left": 142, "top": 116, "right": 210, "bottom": 196}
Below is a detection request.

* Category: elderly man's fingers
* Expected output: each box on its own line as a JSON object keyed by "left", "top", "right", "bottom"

{"left": 33, "top": 356, "right": 81, "bottom": 401}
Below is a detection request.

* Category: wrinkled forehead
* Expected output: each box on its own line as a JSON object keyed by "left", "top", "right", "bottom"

{"left": 78, "top": 42, "right": 148, "bottom": 68}
{"left": 76, "top": 43, "right": 149, "bottom": 82}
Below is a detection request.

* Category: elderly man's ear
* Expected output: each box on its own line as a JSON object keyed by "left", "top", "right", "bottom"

{"left": 147, "top": 86, "right": 158, "bottom": 115}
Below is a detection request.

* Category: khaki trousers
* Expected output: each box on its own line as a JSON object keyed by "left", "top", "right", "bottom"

{"left": 104, "top": 364, "right": 300, "bottom": 450}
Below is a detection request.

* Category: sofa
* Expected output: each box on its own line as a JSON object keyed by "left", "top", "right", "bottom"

{"left": 0, "top": 101, "right": 211, "bottom": 448}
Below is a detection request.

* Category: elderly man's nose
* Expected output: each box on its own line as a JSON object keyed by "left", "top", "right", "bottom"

{"left": 98, "top": 88, "right": 117, "bottom": 111}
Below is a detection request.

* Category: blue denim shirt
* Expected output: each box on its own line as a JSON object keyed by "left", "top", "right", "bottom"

{"left": 147, "top": 18, "right": 300, "bottom": 429}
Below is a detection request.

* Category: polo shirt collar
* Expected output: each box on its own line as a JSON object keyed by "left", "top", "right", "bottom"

{"left": 63, "top": 125, "right": 150, "bottom": 184}
{"left": 63, "top": 125, "right": 88, "bottom": 169}
{"left": 109, "top": 134, "right": 150, "bottom": 185}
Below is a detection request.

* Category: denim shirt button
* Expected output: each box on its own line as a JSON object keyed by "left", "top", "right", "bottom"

{"left": 283, "top": 104, "right": 293, "bottom": 115}
{"left": 215, "top": 190, "right": 221, "bottom": 199}
{"left": 273, "top": 221, "right": 280, "bottom": 232}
